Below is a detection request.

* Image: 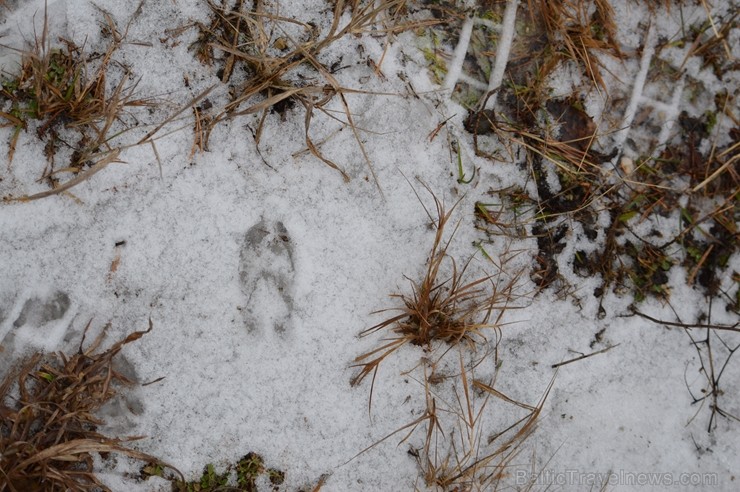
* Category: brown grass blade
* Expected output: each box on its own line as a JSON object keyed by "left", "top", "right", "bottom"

{"left": 11, "top": 150, "right": 122, "bottom": 202}
{"left": 0, "top": 320, "right": 182, "bottom": 490}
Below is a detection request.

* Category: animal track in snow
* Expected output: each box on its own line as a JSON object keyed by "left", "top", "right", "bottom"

{"left": 0, "top": 290, "right": 73, "bottom": 377}
{"left": 12, "top": 291, "right": 70, "bottom": 329}
{"left": 238, "top": 219, "right": 296, "bottom": 335}
{"left": 0, "top": 290, "right": 144, "bottom": 430}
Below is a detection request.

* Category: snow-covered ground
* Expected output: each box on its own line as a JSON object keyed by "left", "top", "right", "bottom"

{"left": 1, "top": 0, "right": 738, "bottom": 490}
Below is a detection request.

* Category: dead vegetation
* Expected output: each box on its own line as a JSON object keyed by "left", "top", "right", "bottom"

{"left": 172, "top": 0, "right": 443, "bottom": 190}
{"left": 0, "top": 6, "right": 153, "bottom": 201}
{"left": 350, "top": 186, "right": 525, "bottom": 393}
{"left": 457, "top": 0, "right": 626, "bottom": 299}
{"left": 457, "top": 0, "right": 738, "bottom": 310}
{"left": 0, "top": 0, "right": 737, "bottom": 489}
{"left": 630, "top": 303, "right": 740, "bottom": 432}
{"left": 352, "top": 342, "right": 553, "bottom": 490}
{"left": 456, "top": 0, "right": 739, "bottom": 453}
{"left": 0, "top": 3, "right": 215, "bottom": 201}
{"left": 524, "top": 0, "right": 623, "bottom": 93}
{"left": 407, "top": 355, "right": 554, "bottom": 490}
{"left": 0, "top": 320, "right": 180, "bottom": 492}
{"left": 350, "top": 185, "right": 550, "bottom": 490}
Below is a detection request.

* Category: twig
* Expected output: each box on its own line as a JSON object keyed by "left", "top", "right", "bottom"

{"left": 629, "top": 308, "right": 740, "bottom": 333}
{"left": 551, "top": 344, "right": 620, "bottom": 368}
{"left": 12, "top": 150, "right": 122, "bottom": 201}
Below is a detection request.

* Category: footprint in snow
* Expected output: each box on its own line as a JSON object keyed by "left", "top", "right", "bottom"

{"left": 12, "top": 291, "right": 71, "bottom": 329}
{"left": 0, "top": 290, "right": 72, "bottom": 377}
{"left": 0, "top": 290, "right": 144, "bottom": 427}
{"left": 238, "top": 219, "right": 296, "bottom": 335}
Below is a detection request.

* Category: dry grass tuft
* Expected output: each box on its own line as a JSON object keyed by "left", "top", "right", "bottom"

{"left": 0, "top": 6, "right": 156, "bottom": 200}
{"left": 351, "top": 187, "right": 523, "bottom": 393}
{"left": 528, "top": 0, "right": 623, "bottom": 92}
{"left": 181, "top": 0, "right": 428, "bottom": 191}
{"left": 0, "top": 320, "right": 180, "bottom": 491}
{"left": 348, "top": 185, "right": 546, "bottom": 490}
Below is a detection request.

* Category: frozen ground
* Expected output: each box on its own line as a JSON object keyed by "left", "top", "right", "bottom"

{"left": 1, "top": 0, "right": 738, "bottom": 490}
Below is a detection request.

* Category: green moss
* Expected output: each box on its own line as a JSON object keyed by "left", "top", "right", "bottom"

{"left": 704, "top": 110, "right": 717, "bottom": 133}
{"left": 420, "top": 46, "right": 448, "bottom": 83}
{"left": 267, "top": 468, "right": 285, "bottom": 486}
{"left": 167, "top": 451, "right": 286, "bottom": 492}
{"left": 236, "top": 452, "right": 265, "bottom": 491}
{"left": 172, "top": 463, "right": 229, "bottom": 492}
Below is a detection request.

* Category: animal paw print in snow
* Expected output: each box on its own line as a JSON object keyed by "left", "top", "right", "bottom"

{"left": 238, "top": 219, "right": 295, "bottom": 335}
{"left": 0, "top": 290, "right": 72, "bottom": 377}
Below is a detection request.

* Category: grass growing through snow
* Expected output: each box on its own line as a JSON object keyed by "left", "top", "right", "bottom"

{"left": 186, "top": 0, "right": 390, "bottom": 185}
{"left": 0, "top": 320, "right": 180, "bottom": 492}
{"left": 407, "top": 353, "right": 555, "bottom": 490}
{"left": 529, "top": 0, "right": 624, "bottom": 92}
{"left": 351, "top": 186, "right": 523, "bottom": 392}
{"left": 0, "top": 6, "right": 154, "bottom": 200}
{"left": 0, "top": 0, "right": 737, "bottom": 488}
{"left": 166, "top": 452, "right": 295, "bottom": 492}
{"left": 350, "top": 185, "right": 550, "bottom": 490}
{"left": 178, "top": 0, "right": 443, "bottom": 190}
{"left": 0, "top": 3, "right": 213, "bottom": 201}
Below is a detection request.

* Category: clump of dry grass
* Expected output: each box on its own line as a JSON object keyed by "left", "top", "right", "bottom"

{"left": 350, "top": 187, "right": 523, "bottom": 392}
{"left": 179, "top": 0, "right": 437, "bottom": 190}
{"left": 0, "top": 6, "right": 156, "bottom": 200}
{"left": 0, "top": 320, "right": 179, "bottom": 491}
{"left": 348, "top": 185, "right": 546, "bottom": 490}
{"left": 528, "top": 0, "right": 623, "bottom": 92}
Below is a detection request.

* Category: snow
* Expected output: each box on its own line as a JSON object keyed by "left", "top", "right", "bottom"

{"left": 1, "top": 0, "right": 738, "bottom": 491}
